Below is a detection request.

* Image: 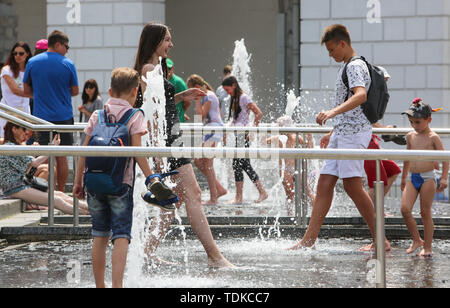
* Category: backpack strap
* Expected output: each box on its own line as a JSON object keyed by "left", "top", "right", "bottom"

{"left": 342, "top": 56, "right": 364, "bottom": 101}
{"left": 118, "top": 108, "right": 144, "bottom": 126}
{"left": 97, "top": 109, "right": 108, "bottom": 125}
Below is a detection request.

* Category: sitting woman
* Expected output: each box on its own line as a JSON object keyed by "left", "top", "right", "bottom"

{"left": 0, "top": 122, "right": 89, "bottom": 215}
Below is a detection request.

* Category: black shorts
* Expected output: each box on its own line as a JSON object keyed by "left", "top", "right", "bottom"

{"left": 167, "top": 140, "right": 191, "bottom": 171}
{"left": 37, "top": 118, "right": 74, "bottom": 146}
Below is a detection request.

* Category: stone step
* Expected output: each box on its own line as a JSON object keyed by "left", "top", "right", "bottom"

{"left": 0, "top": 199, "right": 22, "bottom": 221}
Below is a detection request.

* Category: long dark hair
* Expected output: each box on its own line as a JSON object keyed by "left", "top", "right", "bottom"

{"left": 133, "top": 22, "right": 169, "bottom": 108}
{"left": 81, "top": 79, "right": 99, "bottom": 105}
{"left": 2, "top": 122, "right": 24, "bottom": 145}
{"left": 222, "top": 76, "right": 243, "bottom": 120}
{"left": 3, "top": 41, "right": 32, "bottom": 78}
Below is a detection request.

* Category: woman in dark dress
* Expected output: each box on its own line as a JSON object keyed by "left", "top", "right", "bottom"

{"left": 134, "top": 22, "right": 233, "bottom": 268}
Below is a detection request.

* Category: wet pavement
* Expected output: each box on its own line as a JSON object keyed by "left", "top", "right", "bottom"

{"left": 0, "top": 238, "right": 449, "bottom": 288}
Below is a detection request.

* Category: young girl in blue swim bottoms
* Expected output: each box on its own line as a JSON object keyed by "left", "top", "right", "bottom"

{"left": 400, "top": 97, "right": 448, "bottom": 258}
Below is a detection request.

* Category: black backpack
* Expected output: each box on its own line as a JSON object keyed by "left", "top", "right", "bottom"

{"left": 342, "top": 56, "right": 389, "bottom": 124}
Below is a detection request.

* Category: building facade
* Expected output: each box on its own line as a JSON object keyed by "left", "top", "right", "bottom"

{"left": 0, "top": 0, "right": 449, "bottom": 132}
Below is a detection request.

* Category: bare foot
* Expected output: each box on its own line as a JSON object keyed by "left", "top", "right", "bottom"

{"left": 359, "top": 241, "right": 391, "bottom": 252}
{"left": 406, "top": 240, "right": 424, "bottom": 254}
{"left": 217, "top": 188, "right": 228, "bottom": 199}
{"left": 254, "top": 192, "right": 268, "bottom": 203}
{"left": 226, "top": 198, "right": 242, "bottom": 205}
{"left": 208, "top": 257, "right": 236, "bottom": 269}
{"left": 203, "top": 199, "right": 218, "bottom": 206}
{"left": 287, "top": 240, "right": 315, "bottom": 251}
{"left": 146, "top": 255, "right": 179, "bottom": 267}
{"left": 417, "top": 248, "right": 433, "bottom": 258}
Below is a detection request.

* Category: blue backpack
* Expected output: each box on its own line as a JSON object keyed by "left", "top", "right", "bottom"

{"left": 84, "top": 108, "right": 143, "bottom": 195}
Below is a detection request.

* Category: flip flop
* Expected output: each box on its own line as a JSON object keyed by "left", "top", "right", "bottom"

{"left": 142, "top": 171, "right": 180, "bottom": 211}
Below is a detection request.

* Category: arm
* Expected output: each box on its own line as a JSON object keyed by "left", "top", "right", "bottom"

{"left": 196, "top": 99, "right": 211, "bottom": 120}
{"left": 70, "top": 86, "right": 79, "bottom": 97}
{"left": 131, "top": 134, "right": 153, "bottom": 178}
{"left": 432, "top": 134, "right": 449, "bottom": 192}
{"left": 316, "top": 86, "right": 367, "bottom": 126}
{"left": 174, "top": 88, "right": 206, "bottom": 104}
{"left": 401, "top": 134, "right": 412, "bottom": 191}
{"left": 73, "top": 136, "right": 90, "bottom": 199}
{"left": 29, "top": 134, "right": 60, "bottom": 168}
{"left": 23, "top": 82, "right": 33, "bottom": 98}
{"left": 2, "top": 75, "right": 32, "bottom": 98}
{"left": 247, "top": 102, "right": 262, "bottom": 126}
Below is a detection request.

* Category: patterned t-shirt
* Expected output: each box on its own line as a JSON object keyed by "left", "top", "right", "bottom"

{"left": 0, "top": 142, "right": 33, "bottom": 194}
{"left": 333, "top": 59, "right": 372, "bottom": 135}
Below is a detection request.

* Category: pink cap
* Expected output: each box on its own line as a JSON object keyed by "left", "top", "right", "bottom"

{"left": 35, "top": 39, "right": 48, "bottom": 50}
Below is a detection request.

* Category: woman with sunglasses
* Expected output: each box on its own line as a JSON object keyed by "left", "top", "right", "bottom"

{"left": 0, "top": 121, "right": 90, "bottom": 215}
{"left": 78, "top": 79, "right": 103, "bottom": 144}
{"left": 0, "top": 41, "right": 32, "bottom": 138}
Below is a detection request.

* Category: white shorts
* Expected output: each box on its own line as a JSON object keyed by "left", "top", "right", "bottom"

{"left": 320, "top": 130, "right": 372, "bottom": 179}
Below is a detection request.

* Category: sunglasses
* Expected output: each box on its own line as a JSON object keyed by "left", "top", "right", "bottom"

{"left": 12, "top": 51, "right": 26, "bottom": 56}
{"left": 86, "top": 84, "right": 96, "bottom": 89}
{"left": 64, "top": 44, "right": 70, "bottom": 50}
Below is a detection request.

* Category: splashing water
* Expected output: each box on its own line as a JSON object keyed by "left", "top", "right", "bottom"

{"left": 285, "top": 90, "right": 300, "bottom": 119}
{"left": 126, "top": 58, "right": 179, "bottom": 286}
{"left": 232, "top": 38, "right": 253, "bottom": 99}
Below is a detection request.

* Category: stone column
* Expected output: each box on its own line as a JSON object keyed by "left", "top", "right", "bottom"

{"left": 46, "top": 0, "right": 166, "bottom": 117}
{"left": 300, "top": 0, "right": 450, "bottom": 134}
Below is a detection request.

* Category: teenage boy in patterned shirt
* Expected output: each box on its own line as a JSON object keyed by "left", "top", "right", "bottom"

{"left": 289, "top": 24, "right": 390, "bottom": 252}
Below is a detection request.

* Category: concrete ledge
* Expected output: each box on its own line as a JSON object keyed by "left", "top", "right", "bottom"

{"left": 40, "top": 215, "right": 450, "bottom": 227}
{"left": 2, "top": 224, "right": 450, "bottom": 244}
{"left": 0, "top": 199, "right": 22, "bottom": 220}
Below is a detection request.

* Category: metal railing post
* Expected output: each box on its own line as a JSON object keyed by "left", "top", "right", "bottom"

{"left": 48, "top": 131, "right": 55, "bottom": 226}
{"left": 294, "top": 133, "right": 302, "bottom": 226}
{"left": 374, "top": 159, "right": 386, "bottom": 288}
{"left": 73, "top": 132, "right": 79, "bottom": 227}
{"left": 301, "top": 150, "right": 308, "bottom": 227}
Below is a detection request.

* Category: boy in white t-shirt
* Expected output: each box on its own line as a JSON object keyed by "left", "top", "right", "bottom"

{"left": 289, "top": 24, "right": 390, "bottom": 251}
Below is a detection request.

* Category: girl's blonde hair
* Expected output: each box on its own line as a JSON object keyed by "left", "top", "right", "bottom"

{"left": 186, "top": 74, "right": 213, "bottom": 91}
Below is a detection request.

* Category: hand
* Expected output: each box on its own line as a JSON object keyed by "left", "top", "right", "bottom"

{"left": 316, "top": 110, "right": 336, "bottom": 126}
{"left": 182, "top": 88, "right": 206, "bottom": 101}
{"left": 184, "top": 114, "right": 190, "bottom": 121}
{"left": 437, "top": 178, "right": 448, "bottom": 193}
{"left": 320, "top": 134, "right": 331, "bottom": 149}
{"left": 78, "top": 105, "right": 86, "bottom": 112}
{"left": 73, "top": 183, "right": 85, "bottom": 200}
{"left": 401, "top": 179, "right": 406, "bottom": 191}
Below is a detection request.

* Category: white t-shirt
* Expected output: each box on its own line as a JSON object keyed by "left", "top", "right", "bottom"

{"left": 333, "top": 59, "right": 372, "bottom": 136}
{"left": 0, "top": 65, "right": 29, "bottom": 109}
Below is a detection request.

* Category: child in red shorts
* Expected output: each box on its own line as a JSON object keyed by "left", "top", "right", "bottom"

{"left": 364, "top": 134, "right": 401, "bottom": 202}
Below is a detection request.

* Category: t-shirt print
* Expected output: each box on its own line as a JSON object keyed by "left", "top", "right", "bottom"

{"left": 333, "top": 59, "right": 372, "bottom": 136}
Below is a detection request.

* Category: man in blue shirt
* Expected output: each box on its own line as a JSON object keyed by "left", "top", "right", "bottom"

{"left": 23, "top": 30, "right": 79, "bottom": 192}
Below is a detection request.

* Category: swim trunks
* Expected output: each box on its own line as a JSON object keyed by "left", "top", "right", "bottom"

{"left": 410, "top": 170, "right": 436, "bottom": 192}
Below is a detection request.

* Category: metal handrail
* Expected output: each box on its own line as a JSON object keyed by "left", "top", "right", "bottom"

{"left": 2, "top": 145, "right": 450, "bottom": 161}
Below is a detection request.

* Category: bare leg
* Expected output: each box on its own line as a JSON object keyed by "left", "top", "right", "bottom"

{"left": 145, "top": 164, "right": 234, "bottom": 268}
{"left": 10, "top": 188, "right": 89, "bottom": 215}
{"left": 226, "top": 181, "right": 243, "bottom": 204}
{"left": 343, "top": 177, "right": 391, "bottom": 251}
{"left": 91, "top": 237, "right": 108, "bottom": 288}
{"left": 254, "top": 180, "right": 268, "bottom": 203}
{"left": 55, "top": 156, "right": 69, "bottom": 192}
{"left": 401, "top": 181, "right": 423, "bottom": 254}
{"left": 288, "top": 174, "right": 338, "bottom": 249}
{"left": 111, "top": 238, "right": 129, "bottom": 288}
{"left": 418, "top": 180, "right": 435, "bottom": 257}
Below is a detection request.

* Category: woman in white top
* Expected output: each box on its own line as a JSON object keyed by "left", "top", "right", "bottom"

{"left": 0, "top": 42, "right": 33, "bottom": 138}
{"left": 187, "top": 74, "right": 227, "bottom": 205}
